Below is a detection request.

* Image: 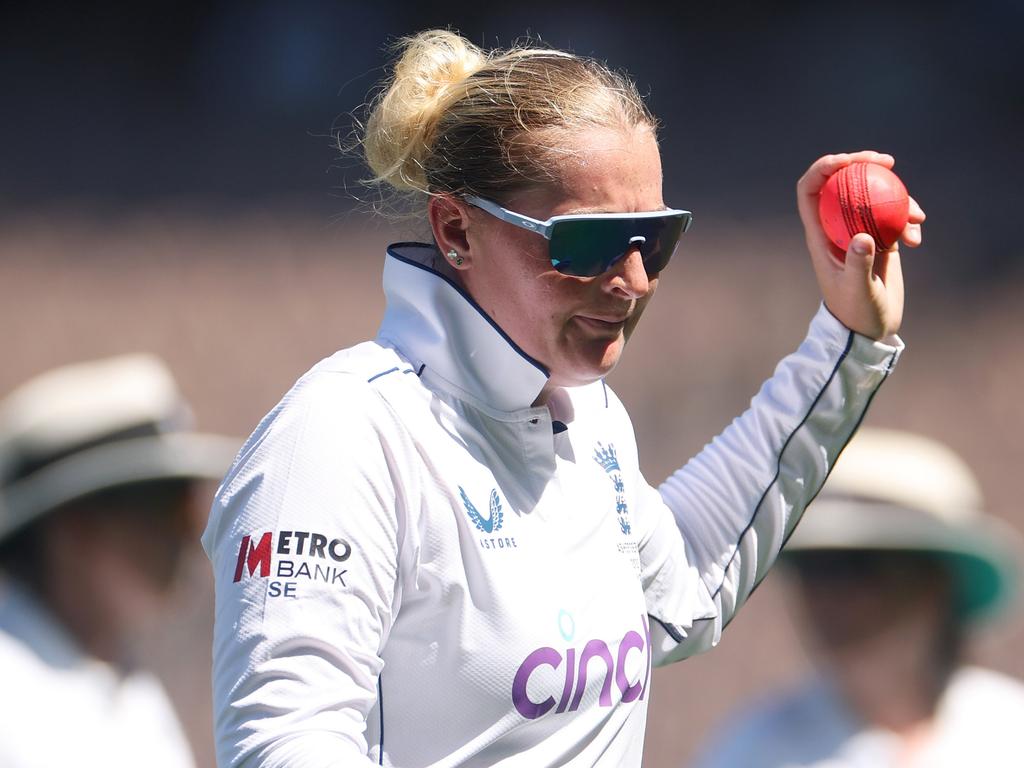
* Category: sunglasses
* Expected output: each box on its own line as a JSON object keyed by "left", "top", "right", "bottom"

{"left": 463, "top": 194, "right": 693, "bottom": 278}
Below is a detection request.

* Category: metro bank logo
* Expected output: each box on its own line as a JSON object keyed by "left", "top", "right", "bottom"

{"left": 511, "top": 615, "right": 652, "bottom": 720}
{"left": 233, "top": 530, "right": 352, "bottom": 597}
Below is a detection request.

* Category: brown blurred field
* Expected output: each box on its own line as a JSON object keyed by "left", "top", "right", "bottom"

{"left": 2, "top": 211, "right": 1022, "bottom": 767}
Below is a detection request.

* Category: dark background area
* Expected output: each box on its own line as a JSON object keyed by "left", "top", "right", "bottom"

{"left": 2, "top": 1, "right": 1022, "bottom": 283}
{"left": 2, "top": 2, "right": 1022, "bottom": 766}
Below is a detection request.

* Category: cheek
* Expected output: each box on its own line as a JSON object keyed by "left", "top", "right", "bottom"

{"left": 472, "top": 233, "right": 568, "bottom": 324}
{"left": 624, "top": 280, "right": 657, "bottom": 340}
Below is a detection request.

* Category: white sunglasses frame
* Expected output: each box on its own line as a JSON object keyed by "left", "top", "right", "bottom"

{"left": 463, "top": 194, "right": 693, "bottom": 240}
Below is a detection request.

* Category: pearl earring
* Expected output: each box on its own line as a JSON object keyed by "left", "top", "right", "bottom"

{"left": 447, "top": 249, "right": 464, "bottom": 267}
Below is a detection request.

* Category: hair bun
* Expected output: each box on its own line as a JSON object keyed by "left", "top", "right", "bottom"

{"left": 364, "top": 30, "right": 487, "bottom": 192}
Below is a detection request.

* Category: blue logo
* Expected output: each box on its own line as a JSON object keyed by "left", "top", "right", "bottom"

{"left": 557, "top": 609, "right": 576, "bottom": 642}
{"left": 593, "top": 442, "right": 621, "bottom": 474}
{"left": 460, "top": 486, "right": 504, "bottom": 534}
{"left": 594, "top": 442, "right": 631, "bottom": 536}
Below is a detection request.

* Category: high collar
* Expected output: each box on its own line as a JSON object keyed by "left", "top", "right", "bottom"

{"left": 377, "top": 243, "right": 550, "bottom": 413}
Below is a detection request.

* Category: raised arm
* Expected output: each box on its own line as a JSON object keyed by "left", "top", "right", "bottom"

{"left": 638, "top": 152, "right": 923, "bottom": 664}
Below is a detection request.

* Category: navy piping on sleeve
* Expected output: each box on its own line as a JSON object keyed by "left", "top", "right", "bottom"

{"left": 387, "top": 244, "right": 550, "bottom": 378}
{"left": 377, "top": 674, "right": 385, "bottom": 765}
{"left": 368, "top": 367, "right": 399, "bottom": 383}
{"left": 708, "top": 329, "right": 860, "bottom": 602}
{"left": 718, "top": 342, "right": 901, "bottom": 628}
{"left": 368, "top": 367, "right": 415, "bottom": 383}
{"left": 708, "top": 330, "right": 858, "bottom": 601}
{"left": 652, "top": 331, "right": 892, "bottom": 643}
{"left": 650, "top": 614, "right": 686, "bottom": 644}
{"left": 772, "top": 341, "right": 898, "bottom": 558}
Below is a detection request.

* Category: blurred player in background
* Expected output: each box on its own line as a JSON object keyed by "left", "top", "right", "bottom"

{"left": 0, "top": 355, "right": 238, "bottom": 768}
{"left": 691, "top": 428, "right": 1024, "bottom": 767}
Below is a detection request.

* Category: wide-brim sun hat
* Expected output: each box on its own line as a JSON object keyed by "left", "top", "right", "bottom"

{"left": 785, "top": 428, "right": 1021, "bottom": 622}
{"left": 0, "top": 354, "right": 239, "bottom": 542}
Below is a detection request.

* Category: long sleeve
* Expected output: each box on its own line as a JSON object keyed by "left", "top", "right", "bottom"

{"left": 202, "top": 370, "right": 405, "bottom": 768}
{"left": 636, "top": 304, "right": 903, "bottom": 665}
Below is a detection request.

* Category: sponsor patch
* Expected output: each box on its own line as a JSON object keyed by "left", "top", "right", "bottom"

{"left": 460, "top": 486, "right": 518, "bottom": 551}
{"left": 233, "top": 529, "right": 352, "bottom": 598}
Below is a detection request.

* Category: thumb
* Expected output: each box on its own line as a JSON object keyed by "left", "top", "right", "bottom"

{"left": 844, "top": 233, "right": 876, "bottom": 280}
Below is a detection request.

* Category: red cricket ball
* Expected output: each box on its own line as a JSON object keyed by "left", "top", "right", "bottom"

{"left": 818, "top": 162, "right": 910, "bottom": 254}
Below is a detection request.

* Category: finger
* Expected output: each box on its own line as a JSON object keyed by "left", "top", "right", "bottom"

{"left": 900, "top": 222, "right": 923, "bottom": 248}
{"left": 908, "top": 196, "right": 926, "bottom": 224}
{"left": 796, "top": 151, "right": 896, "bottom": 230}
{"left": 797, "top": 153, "right": 852, "bottom": 201}
{"left": 844, "top": 233, "right": 877, "bottom": 286}
{"left": 898, "top": 196, "right": 926, "bottom": 247}
{"left": 797, "top": 150, "right": 895, "bottom": 196}
{"left": 846, "top": 150, "right": 894, "bottom": 169}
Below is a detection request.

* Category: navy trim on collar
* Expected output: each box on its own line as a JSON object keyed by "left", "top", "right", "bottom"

{"left": 386, "top": 244, "right": 549, "bottom": 377}
{"left": 377, "top": 243, "right": 552, "bottom": 413}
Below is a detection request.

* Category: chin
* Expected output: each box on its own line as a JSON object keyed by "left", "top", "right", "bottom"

{"left": 553, "top": 343, "right": 625, "bottom": 388}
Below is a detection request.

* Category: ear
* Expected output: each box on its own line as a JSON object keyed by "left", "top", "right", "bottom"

{"left": 428, "top": 195, "right": 473, "bottom": 270}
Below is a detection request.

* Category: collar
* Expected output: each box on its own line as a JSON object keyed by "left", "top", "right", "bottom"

{"left": 377, "top": 243, "right": 550, "bottom": 413}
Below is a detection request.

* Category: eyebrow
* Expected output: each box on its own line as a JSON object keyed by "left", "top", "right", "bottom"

{"left": 561, "top": 205, "right": 671, "bottom": 215}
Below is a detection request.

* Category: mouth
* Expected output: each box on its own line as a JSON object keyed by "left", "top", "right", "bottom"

{"left": 574, "top": 314, "right": 629, "bottom": 335}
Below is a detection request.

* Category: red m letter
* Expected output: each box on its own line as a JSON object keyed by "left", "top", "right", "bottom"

{"left": 233, "top": 532, "right": 273, "bottom": 582}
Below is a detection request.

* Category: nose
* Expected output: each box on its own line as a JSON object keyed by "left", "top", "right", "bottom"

{"left": 603, "top": 246, "right": 650, "bottom": 299}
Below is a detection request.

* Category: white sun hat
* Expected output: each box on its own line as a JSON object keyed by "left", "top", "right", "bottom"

{"left": 0, "top": 354, "right": 239, "bottom": 542}
{"left": 786, "top": 427, "right": 1022, "bottom": 622}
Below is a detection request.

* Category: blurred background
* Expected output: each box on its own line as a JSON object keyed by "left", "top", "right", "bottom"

{"left": 2, "top": 1, "right": 1022, "bottom": 766}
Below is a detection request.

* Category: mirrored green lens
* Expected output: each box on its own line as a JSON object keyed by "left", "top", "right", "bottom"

{"left": 548, "top": 214, "right": 686, "bottom": 277}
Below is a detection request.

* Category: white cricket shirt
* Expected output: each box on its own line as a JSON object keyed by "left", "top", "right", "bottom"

{"left": 203, "top": 243, "right": 903, "bottom": 768}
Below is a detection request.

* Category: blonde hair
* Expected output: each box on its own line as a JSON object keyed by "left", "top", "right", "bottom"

{"left": 360, "top": 30, "right": 656, "bottom": 206}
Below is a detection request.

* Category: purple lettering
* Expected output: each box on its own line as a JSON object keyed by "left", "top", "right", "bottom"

{"left": 570, "top": 640, "right": 614, "bottom": 711}
{"left": 555, "top": 647, "right": 576, "bottom": 713}
{"left": 512, "top": 647, "right": 561, "bottom": 719}
{"left": 616, "top": 630, "right": 644, "bottom": 702}
{"left": 640, "top": 615, "right": 652, "bottom": 700}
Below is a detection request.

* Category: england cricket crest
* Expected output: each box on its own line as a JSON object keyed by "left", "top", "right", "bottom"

{"left": 593, "top": 442, "right": 630, "bottom": 535}
{"left": 594, "top": 441, "right": 641, "bottom": 576}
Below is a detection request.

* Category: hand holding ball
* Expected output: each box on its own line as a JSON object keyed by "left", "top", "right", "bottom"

{"left": 818, "top": 162, "right": 910, "bottom": 254}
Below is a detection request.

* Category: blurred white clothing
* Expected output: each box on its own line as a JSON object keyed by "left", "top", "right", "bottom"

{"left": 691, "top": 667, "right": 1024, "bottom": 768}
{"left": 0, "top": 580, "right": 196, "bottom": 768}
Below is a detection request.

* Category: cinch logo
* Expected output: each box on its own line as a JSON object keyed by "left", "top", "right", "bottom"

{"left": 233, "top": 530, "right": 352, "bottom": 583}
{"left": 511, "top": 615, "right": 652, "bottom": 720}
